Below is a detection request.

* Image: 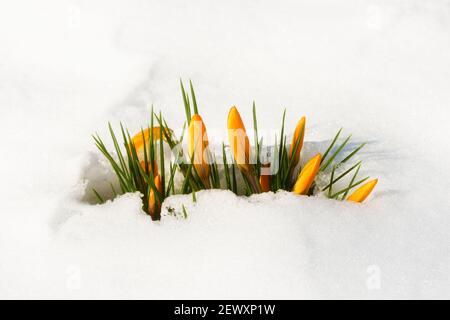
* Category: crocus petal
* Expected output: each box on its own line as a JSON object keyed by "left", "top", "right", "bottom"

{"left": 259, "top": 174, "right": 270, "bottom": 192}
{"left": 149, "top": 175, "right": 163, "bottom": 219}
{"left": 139, "top": 160, "right": 158, "bottom": 176}
{"left": 131, "top": 127, "right": 170, "bottom": 151}
{"left": 289, "top": 116, "right": 306, "bottom": 166}
{"left": 227, "top": 106, "right": 251, "bottom": 173}
{"left": 292, "top": 153, "right": 322, "bottom": 195}
{"left": 347, "top": 179, "right": 378, "bottom": 203}
{"left": 188, "top": 114, "right": 210, "bottom": 185}
{"left": 130, "top": 127, "right": 172, "bottom": 163}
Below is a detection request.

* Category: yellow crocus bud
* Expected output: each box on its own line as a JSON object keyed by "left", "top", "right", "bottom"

{"left": 227, "top": 106, "right": 251, "bottom": 174}
{"left": 259, "top": 174, "right": 270, "bottom": 192}
{"left": 288, "top": 116, "right": 306, "bottom": 166}
{"left": 131, "top": 127, "right": 169, "bottom": 150}
{"left": 347, "top": 179, "right": 378, "bottom": 203}
{"left": 292, "top": 153, "right": 322, "bottom": 195}
{"left": 139, "top": 160, "right": 158, "bottom": 176}
{"left": 259, "top": 164, "right": 271, "bottom": 192}
{"left": 188, "top": 114, "right": 211, "bottom": 187}
{"left": 130, "top": 126, "right": 171, "bottom": 162}
{"left": 149, "top": 175, "right": 163, "bottom": 220}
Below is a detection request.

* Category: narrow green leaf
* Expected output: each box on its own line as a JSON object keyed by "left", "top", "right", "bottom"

{"left": 231, "top": 162, "right": 237, "bottom": 194}
{"left": 320, "top": 134, "right": 352, "bottom": 172}
{"left": 92, "top": 188, "right": 105, "bottom": 204}
{"left": 322, "top": 161, "right": 362, "bottom": 191}
{"left": 182, "top": 204, "right": 188, "bottom": 219}
{"left": 328, "top": 165, "right": 336, "bottom": 198}
{"left": 252, "top": 101, "right": 261, "bottom": 177}
{"left": 341, "top": 163, "right": 362, "bottom": 200}
{"left": 108, "top": 122, "right": 129, "bottom": 179}
{"left": 339, "top": 142, "right": 366, "bottom": 166}
{"left": 330, "top": 176, "right": 369, "bottom": 199}
{"left": 109, "top": 182, "right": 117, "bottom": 197}
{"left": 189, "top": 80, "right": 199, "bottom": 115}
{"left": 180, "top": 79, "right": 191, "bottom": 125}
{"left": 222, "top": 143, "right": 232, "bottom": 190}
{"left": 283, "top": 124, "right": 304, "bottom": 187}
{"left": 321, "top": 128, "right": 343, "bottom": 164}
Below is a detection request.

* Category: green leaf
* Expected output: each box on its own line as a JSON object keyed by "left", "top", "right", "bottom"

{"left": 330, "top": 176, "right": 369, "bottom": 199}
{"left": 231, "top": 162, "right": 238, "bottom": 194}
{"left": 341, "top": 162, "right": 362, "bottom": 200}
{"left": 321, "top": 128, "right": 342, "bottom": 164}
{"left": 189, "top": 80, "right": 199, "bottom": 115}
{"left": 328, "top": 165, "right": 336, "bottom": 198}
{"left": 159, "top": 111, "right": 166, "bottom": 198}
{"left": 252, "top": 101, "right": 261, "bottom": 177}
{"left": 92, "top": 188, "right": 105, "bottom": 204}
{"left": 282, "top": 123, "right": 305, "bottom": 187}
{"left": 322, "top": 161, "right": 362, "bottom": 191}
{"left": 320, "top": 134, "right": 352, "bottom": 172}
{"left": 180, "top": 79, "right": 191, "bottom": 125}
{"left": 182, "top": 204, "right": 188, "bottom": 219}
{"left": 338, "top": 142, "right": 366, "bottom": 166}
{"left": 108, "top": 122, "right": 129, "bottom": 179}
{"left": 222, "top": 143, "right": 232, "bottom": 190}
{"left": 109, "top": 182, "right": 117, "bottom": 197}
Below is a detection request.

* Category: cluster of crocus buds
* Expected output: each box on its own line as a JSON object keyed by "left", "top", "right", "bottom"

{"left": 226, "top": 106, "right": 377, "bottom": 203}
{"left": 95, "top": 79, "right": 379, "bottom": 225}
{"left": 131, "top": 127, "right": 166, "bottom": 220}
{"left": 129, "top": 107, "right": 378, "bottom": 212}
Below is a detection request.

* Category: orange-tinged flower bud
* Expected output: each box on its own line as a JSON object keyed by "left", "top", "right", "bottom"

{"left": 289, "top": 117, "right": 306, "bottom": 166}
{"left": 130, "top": 127, "right": 172, "bottom": 163}
{"left": 292, "top": 153, "right": 322, "bottom": 195}
{"left": 149, "top": 175, "right": 163, "bottom": 219}
{"left": 227, "top": 106, "right": 251, "bottom": 173}
{"left": 188, "top": 114, "right": 210, "bottom": 186}
{"left": 131, "top": 127, "right": 170, "bottom": 151}
{"left": 139, "top": 160, "right": 158, "bottom": 176}
{"left": 259, "top": 174, "right": 270, "bottom": 192}
{"left": 347, "top": 179, "right": 378, "bottom": 203}
{"left": 259, "top": 163, "right": 271, "bottom": 192}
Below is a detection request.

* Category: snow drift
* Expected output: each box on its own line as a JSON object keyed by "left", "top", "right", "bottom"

{"left": 0, "top": 0, "right": 449, "bottom": 299}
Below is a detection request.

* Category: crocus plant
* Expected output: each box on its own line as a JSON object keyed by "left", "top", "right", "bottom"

{"left": 93, "top": 80, "right": 378, "bottom": 220}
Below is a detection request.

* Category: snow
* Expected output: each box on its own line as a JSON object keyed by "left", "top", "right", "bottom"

{"left": 1, "top": 0, "right": 450, "bottom": 299}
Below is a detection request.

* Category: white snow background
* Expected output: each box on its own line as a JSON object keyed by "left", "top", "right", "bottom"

{"left": 0, "top": 0, "right": 449, "bottom": 299}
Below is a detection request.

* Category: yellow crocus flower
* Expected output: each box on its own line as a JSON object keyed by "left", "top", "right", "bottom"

{"left": 131, "top": 127, "right": 170, "bottom": 150}
{"left": 188, "top": 114, "right": 211, "bottom": 187}
{"left": 130, "top": 126, "right": 171, "bottom": 163}
{"left": 149, "top": 175, "right": 163, "bottom": 219}
{"left": 292, "top": 153, "right": 322, "bottom": 195}
{"left": 139, "top": 160, "right": 158, "bottom": 176}
{"left": 227, "top": 106, "right": 251, "bottom": 174}
{"left": 259, "top": 175, "right": 270, "bottom": 192}
{"left": 347, "top": 179, "right": 378, "bottom": 203}
{"left": 288, "top": 116, "right": 306, "bottom": 166}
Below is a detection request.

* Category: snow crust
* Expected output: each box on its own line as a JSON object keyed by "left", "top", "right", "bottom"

{"left": 0, "top": 0, "right": 449, "bottom": 299}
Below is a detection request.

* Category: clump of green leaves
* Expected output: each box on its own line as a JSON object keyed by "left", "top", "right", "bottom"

{"left": 93, "top": 80, "right": 375, "bottom": 220}
{"left": 92, "top": 108, "right": 184, "bottom": 220}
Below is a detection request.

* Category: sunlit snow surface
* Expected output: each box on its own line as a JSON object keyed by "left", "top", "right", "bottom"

{"left": 0, "top": 0, "right": 449, "bottom": 299}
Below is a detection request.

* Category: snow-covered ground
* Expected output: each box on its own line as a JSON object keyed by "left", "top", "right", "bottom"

{"left": 1, "top": 0, "right": 449, "bottom": 299}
